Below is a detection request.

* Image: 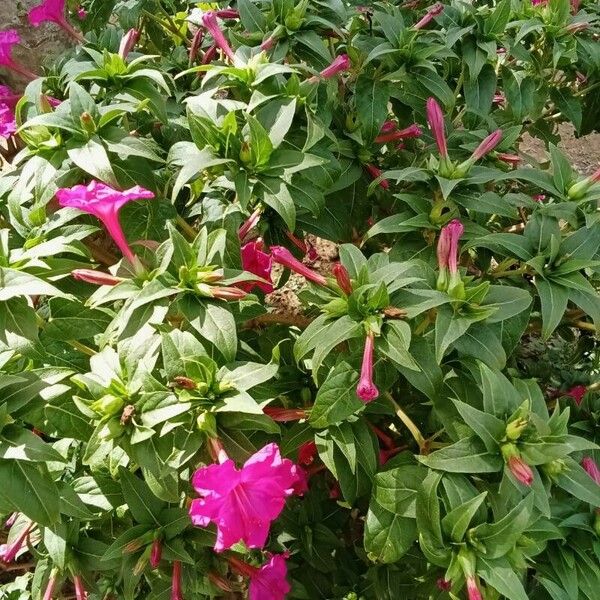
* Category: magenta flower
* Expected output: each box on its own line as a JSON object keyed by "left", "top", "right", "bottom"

{"left": 73, "top": 575, "right": 87, "bottom": 600}
{"left": 308, "top": 54, "right": 351, "bottom": 83}
{"left": 0, "top": 85, "right": 20, "bottom": 109}
{"left": 0, "top": 103, "right": 17, "bottom": 138}
{"left": 77, "top": 6, "right": 87, "bottom": 20}
{"left": 380, "top": 120, "right": 397, "bottom": 134}
{"left": 249, "top": 554, "right": 291, "bottom": 600}
{"left": 414, "top": 3, "right": 444, "bottom": 30}
{"left": 436, "top": 219, "right": 464, "bottom": 291}
{"left": 364, "top": 164, "right": 390, "bottom": 189}
{"left": 118, "top": 28, "right": 140, "bottom": 60}
{"left": 28, "top": 0, "right": 84, "bottom": 42}
{"left": 55, "top": 181, "right": 155, "bottom": 264}
{"left": 271, "top": 246, "right": 327, "bottom": 286}
{"left": 202, "top": 11, "right": 236, "bottom": 63}
{"left": 582, "top": 457, "right": 600, "bottom": 485}
{"left": 426, "top": 97, "right": 448, "bottom": 158}
{"left": 189, "top": 443, "right": 304, "bottom": 552}
{"left": 72, "top": 269, "right": 124, "bottom": 286}
{"left": 42, "top": 572, "right": 58, "bottom": 600}
{"left": 357, "top": 332, "right": 379, "bottom": 403}
{"left": 332, "top": 263, "right": 353, "bottom": 295}
{"left": 466, "top": 576, "right": 483, "bottom": 600}
{"left": 470, "top": 129, "right": 503, "bottom": 161}
{"left": 150, "top": 539, "right": 162, "bottom": 569}
{"left": 375, "top": 123, "right": 422, "bottom": 144}
{"left": 260, "top": 35, "right": 276, "bottom": 52}
{"left": 508, "top": 455, "right": 533, "bottom": 486}
{"left": 171, "top": 561, "right": 182, "bottom": 600}
{"left": 566, "top": 384, "right": 587, "bottom": 405}
{"left": 239, "top": 240, "right": 273, "bottom": 294}
{"left": 0, "top": 30, "right": 38, "bottom": 80}
{"left": 0, "top": 522, "right": 33, "bottom": 563}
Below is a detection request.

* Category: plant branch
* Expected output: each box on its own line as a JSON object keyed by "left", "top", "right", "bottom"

{"left": 384, "top": 392, "right": 427, "bottom": 453}
{"left": 242, "top": 312, "right": 313, "bottom": 330}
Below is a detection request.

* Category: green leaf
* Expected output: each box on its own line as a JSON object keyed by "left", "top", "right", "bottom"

{"left": 416, "top": 471, "right": 450, "bottom": 567}
{"left": 118, "top": 467, "right": 166, "bottom": 526}
{"left": 67, "top": 136, "right": 118, "bottom": 186}
{"left": 261, "top": 179, "right": 296, "bottom": 231}
{"left": 417, "top": 437, "right": 503, "bottom": 473}
{"left": 355, "top": 76, "right": 390, "bottom": 141}
{"left": 379, "top": 321, "right": 419, "bottom": 371}
{"left": 478, "top": 557, "right": 529, "bottom": 600}
{"left": 453, "top": 325, "right": 506, "bottom": 370}
{"left": 0, "top": 460, "right": 60, "bottom": 527}
{"left": 0, "top": 268, "right": 67, "bottom": 302}
{"left": 435, "top": 307, "right": 481, "bottom": 363}
{"left": 45, "top": 299, "right": 112, "bottom": 341}
{"left": 451, "top": 399, "right": 504, "bottom": 451}
{"left": 0, "top": 425, "right": 66, "bottom": 463}
{"left": 219, "top": 361, "right": 278, "bottom": 392}
{"left": 247, "top": 114, "right": 274, "bottom": 169}
{"left": 238, "top": 0, "right": 266, "bottom": 32}
{"left": 463, "top": 63, "right": 496, "bottom": 118}
{"left": 395, "top": 338, "right": 443, "bottom": 401}
{"left": 309, "top": 361, "right": 364, "bottom": 428}
{"left": 441, "top": 492, "right": 487, "bottom": 543}
{"left": 484, "top": 0, "right": 512, "bottom": 35}
{"left": 534, "top": 278, "right": 569, "bottom": 340}
{"left": 554, "top": 458, "right": 600, "bottom": 506}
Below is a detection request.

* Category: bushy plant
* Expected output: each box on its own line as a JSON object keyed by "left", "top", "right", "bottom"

{"left": 0, "top": 0, "right": 599, "bottom": 598}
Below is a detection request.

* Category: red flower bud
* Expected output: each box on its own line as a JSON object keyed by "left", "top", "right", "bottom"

{"left": 150, "top": 539, "right": 162, "bottom": 569}
{"left": 508, "top": 455, "right": 534, "bottom": 486}
{"left": 72, "top": 269, "right": 124, "bottom": 286}
{"left": 332, "top": 263, "right": 353, "bottom": 295}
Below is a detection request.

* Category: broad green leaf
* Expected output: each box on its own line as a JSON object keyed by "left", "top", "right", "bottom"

{"left": 441, "top": 492, "right": 487, "bottom": 543}
{"left": 118, "top": 467, "right": 166, "bottom": 526}
{"left": 534, "top": 278, "right": 569, "bottom": 340}
{"left": 417, "top": 437, "right": 503, "bottom": 473}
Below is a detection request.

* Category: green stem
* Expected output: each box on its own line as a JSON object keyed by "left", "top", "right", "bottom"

{"left": 176, "top": 214, "right": 197, "bottom": 240}
{"left": 491, "top": 266, "right": 528, "bottom": 278}
{"left": 142, "top": 10, "right": 188, "bottom": 44}
{"left": 384, "top": 392, "right": 427, "bottom": 452}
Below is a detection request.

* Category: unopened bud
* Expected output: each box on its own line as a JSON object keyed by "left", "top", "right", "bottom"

{"left": 91, "top": 394, "right": 125, "bottom": 417}
{"left": 150, "top": 539, "right": 162, "bottom": 569}
{"left": 196, "top": 411, "right": 217, "bottom": 437}
{"left": 171, "top": 376, "right": 197, "bottom": 390}
{"left": 79, "top": 112, "right": 96, "bottom": 134}
{"left": 541, "top": 459, "right": 565, "bottom": 478}
{"left": 332, "top": 263, "right": 352, "bottom": 295}
{"left": 505, "top": 418, "right": 528, "bottom": 441}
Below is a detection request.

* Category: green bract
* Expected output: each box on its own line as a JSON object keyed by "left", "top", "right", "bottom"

{"left": 0, "top": 1, "right": 599, "bottom": 599}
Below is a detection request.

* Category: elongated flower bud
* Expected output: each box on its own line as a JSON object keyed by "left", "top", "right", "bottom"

{"left": 308, "top": 54, "right": 351, "bottom": 83}
{"left": 332, "top": 263, "right": 352, "bottom": 295}
{"left": 215, "top": 8, "right": 239, "bottom": 19}
{"left": 171, "top": 561, "right": 183, "bottom": 600}
{"left": 202, "top": 11, "right": 236, "bottom": 63}
{"left": 72, "top": 269, "right": 124, "bottom": 286}
{"left": 414, "top": 3, "right": 444, "bottom": 30}
{"left": 365, "top": 164, "right": 390, "bottom": 189}
{"left": 497, "top": 153, "right": 521, "bottom": 166}
{"left": 74, "top": 575, "right": 87, "bottom": 600}
{"left": 0, "top": 522, "right": 33, "bottom": 562}
{"left": 582, "top": 457, "right": 600, "bottom": 485}
{"left": 470, "top": 129, "right": 503, "bottom": 161}
{"left": 43, "top": 570, "right": 58, "bottom": 600}
{"left": 119, "top": 28, "right": 139, "bottom": 60}
{"left": 508, "top": 455, "right": 533, "bottom": 486}
{"left": 567, "top": 166, "right": 600, "bottom": 199}
{"left": 189, "top": 29, "right": 204, "bottom": 63}
{"left": 466, "top": 576, "right": 483, "bottom": 600}
{"left": 357, "top": 332, "right": 379, "bottom": 402}
{"left": 150, "top": 539, "right": 162, "bottom": 569}
{"left": 211, "top": 286, "right": 248, "bottom": 300}
{"left": 426, "top": 97, "right": 448, "bottom": 158}
{"left": 271, "top": 246, "right": 327, "bottom": 286}
{"left": 375, "top": 123, "right": 422, "bottom": 144}
{"left": 238, "top": 207, "right": 261, "bottom": 240}
{"left": 436, "top": 219, "right": 464, "bottom": 293}
{"left": 263, "top": 407, "right": 308, "bottom": 422}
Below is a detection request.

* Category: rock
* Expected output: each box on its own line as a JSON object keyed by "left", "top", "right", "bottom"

{"left": 0, "top": 0, "right": 73, "bottom": 89}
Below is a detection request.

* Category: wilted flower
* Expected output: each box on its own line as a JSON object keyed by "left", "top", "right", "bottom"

{"left": 0, "top": 30, "right": 38, "bottom": 80}
{"left": 56, "top": 181, "right": 155, "bottom": 264}
{"left": 566, "top": 384, "right": 587, "bottom": 405}
{"left": 77, "top": 6, "right": 87, "bottom": 20}
{"left": 436, "top": 578, "right": 451, "bottom": 591}
{"left": 202, "top": 11, "right": 236, "bottom": 63}
{"left": 28, "top": 0, "right": 84, "bottom": 42}
{"left": 239, "top": 240, "right": 273, "bottom": 294}
{"left": 581, "top": 457, "right": 600, "bottom": 485}
{"left": 118, "top": 28, "right": 140, "bottom": 60}
{"left": 332, "top": 263, "right": 352, "bottom": 295}
{"left": 263, "top": 407, "right": 308, "bottom": 422}
{"left": 271, "top": 246, "right": 327, "bottom": 286}
{"left": 189, "top": 443, "right": 305, "bottom": 551}
{"left": 497, "top": 152, "right": 521, "bottom": 167}
{"left": 414, "top": 3, "right": 444, "bottom": 30}
{"left": 357, "top": 331, "right": 379, "bottom": 402}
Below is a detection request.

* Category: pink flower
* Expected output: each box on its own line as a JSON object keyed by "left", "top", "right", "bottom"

{"left": 215, "top": 8, "right": 239, "bottom": 19}
{"left": 28, "top": 0, "right": 84, "bottom": 42}
{"left": 357, "top": 332, "right": 379, "bottom": 403}
{"left": 437, "top": 219, "right": 464, "bottom": 283}
{"left": 332, "top": 263, "right": 352, "bottom": 295}
{"left": 171, "top": 561, "right": 182, "bottom": 600}
{"left": 380, "top": 120, "right": 397, "bottom": 134}
{"left": 43, "top": 572, "right": 57, "bottom": 600}
{"left": 508, "top": 455, "right": 533, "bottom": 486}
{"left": 0, "top": 30, "right": 38, "bottom": 80}
{"left": 571, "top": 0, "right": 580, "bottom": 13}
{"left": 202, "top": 11, "right": 236, "bottom": 63}
{"left": 0, "top": 85, "right": 20, "bottom": 109}
{"left": 189, "top": 443, "right": 304, "bottom": 552}
{"left": 581, "top": 457, "right": 600, "bottom": 485}
{"left": 55, "top": 181, "right": 155, "bottom": 264}
{"left": 532, "top": 194, "right": 546, "bottom": 203}
{"left": 150, "top": 539, "right": 162, "bottom": 569}
{"left": 437, "top": 578, "right": 451, "bottom": 591}
{"left": 566, "top": 384, "right": 587, "bottom": 405}
{"left": 466, "top": 576, "right": 483, "bottom": 600}
{"left": 73, "top": 575, "right": 87, "bottom": 600}
{"left": 0, "top": 103, "right": 17, "bottom": 138}
{"left": 72, "top": 269, "right": 124, "bottom": 286}
{"left": 318, "top": 54, "right": 351, "bottom": 79}
{"left": 414, "top": 3, "right": 444, "bottom": 30}
{"left": 493, "top": 92, "right": 505, "bottom": 105}
{"left": 77, "top": 6, "right": 87, "bottom": 20}
{"left": 260, "top": 35, "right": 276, "bottom": 51}
{"left": 364, "top": 164, "right": 390, "bottom": 189}
{"left": 426, "top": 97, "right": 448, "bottom": 158}
{"left": 0, "top": 522, "right": 33, "bottom": 563}
{"left": 298, "top": 441, "right": 317, "bottom": 466}
{"left": 271, "top": 246, "right": 327, "bottom": 286}
{"left": 239, "top": 240, "right": 273, "bottom": 294}
{"left": 263, "top": 407, "right": 308, "bottom": 422}
{"left": 470, "top": 129, "right": 503, "bottom": 161}
{"left": 249, "top": 554, "right": 291, "bottom": 600}
{"left": 118, "top": 28, "right": 139, "bottom": 60}
{"left": 375, "top": 123, "right": 422, "bottom": 144}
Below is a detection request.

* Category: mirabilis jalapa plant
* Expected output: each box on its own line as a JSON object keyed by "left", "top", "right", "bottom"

{"left": 0, "top": 0, "right": 599, "bottom": 598}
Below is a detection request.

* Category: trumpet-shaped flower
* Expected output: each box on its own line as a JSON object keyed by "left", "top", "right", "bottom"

{"left": 0, "top": 30, "right": 38, "bottom": 80}
{"left": 357, "top": 332, "right": 379, "bottom": 402}
{"left": 239, "top": 241, "right": 273, "bottom": 294}
{"left": 189, "top": 443, "right": 304, "bottom": 551}
{"left": 28, "top": 0, "right": 84, "bottom": 42}
{"left": 271, "top": 246, "right": 327, "bottom": 286}
{"left": 56, "top": 181, "right": 155, "bottom": 264}
{"left": 202, "top": 11, "right": 236, "bottom": 63}
{"left": 249, "top": 554, "right": 291, "bottom": 600}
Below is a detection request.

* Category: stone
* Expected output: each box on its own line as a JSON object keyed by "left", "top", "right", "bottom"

{"left": 0, "top": 0, "right": 73, "bottom": 89}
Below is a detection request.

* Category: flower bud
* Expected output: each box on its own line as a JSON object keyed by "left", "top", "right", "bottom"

{"left": 567, "top": 167, "right": 600, "bottom": 199}
{"left": 150, "top": 539, "right": 162, "bottom": 569}
{"left": 507, "top": 455, "right": 534, "bottom": 486}
{"left": 79, "top": 112, "right": 96, "bottom": 134}
{"left": 505, "top": 418, "right": 528, "bottom": 441}
{"left": 541, "top": 459, "right": 566, "bottom": 478}
{"left": 72, "top": 269, "right": 124, "bottom": 286}
{"left": 357, "top": 332, "right": 379, "bottom": 403}
{"left": 581, "top": 456, "right": 600, "bottom": 485}
{"left": 196, "top": 411, "right": 218, "bottom": 437}
{"left": 332, "top": 263, "right": 353, "bottom": 295}
{"left": 91, "top": 394, "right": 125, "bottom": 417}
